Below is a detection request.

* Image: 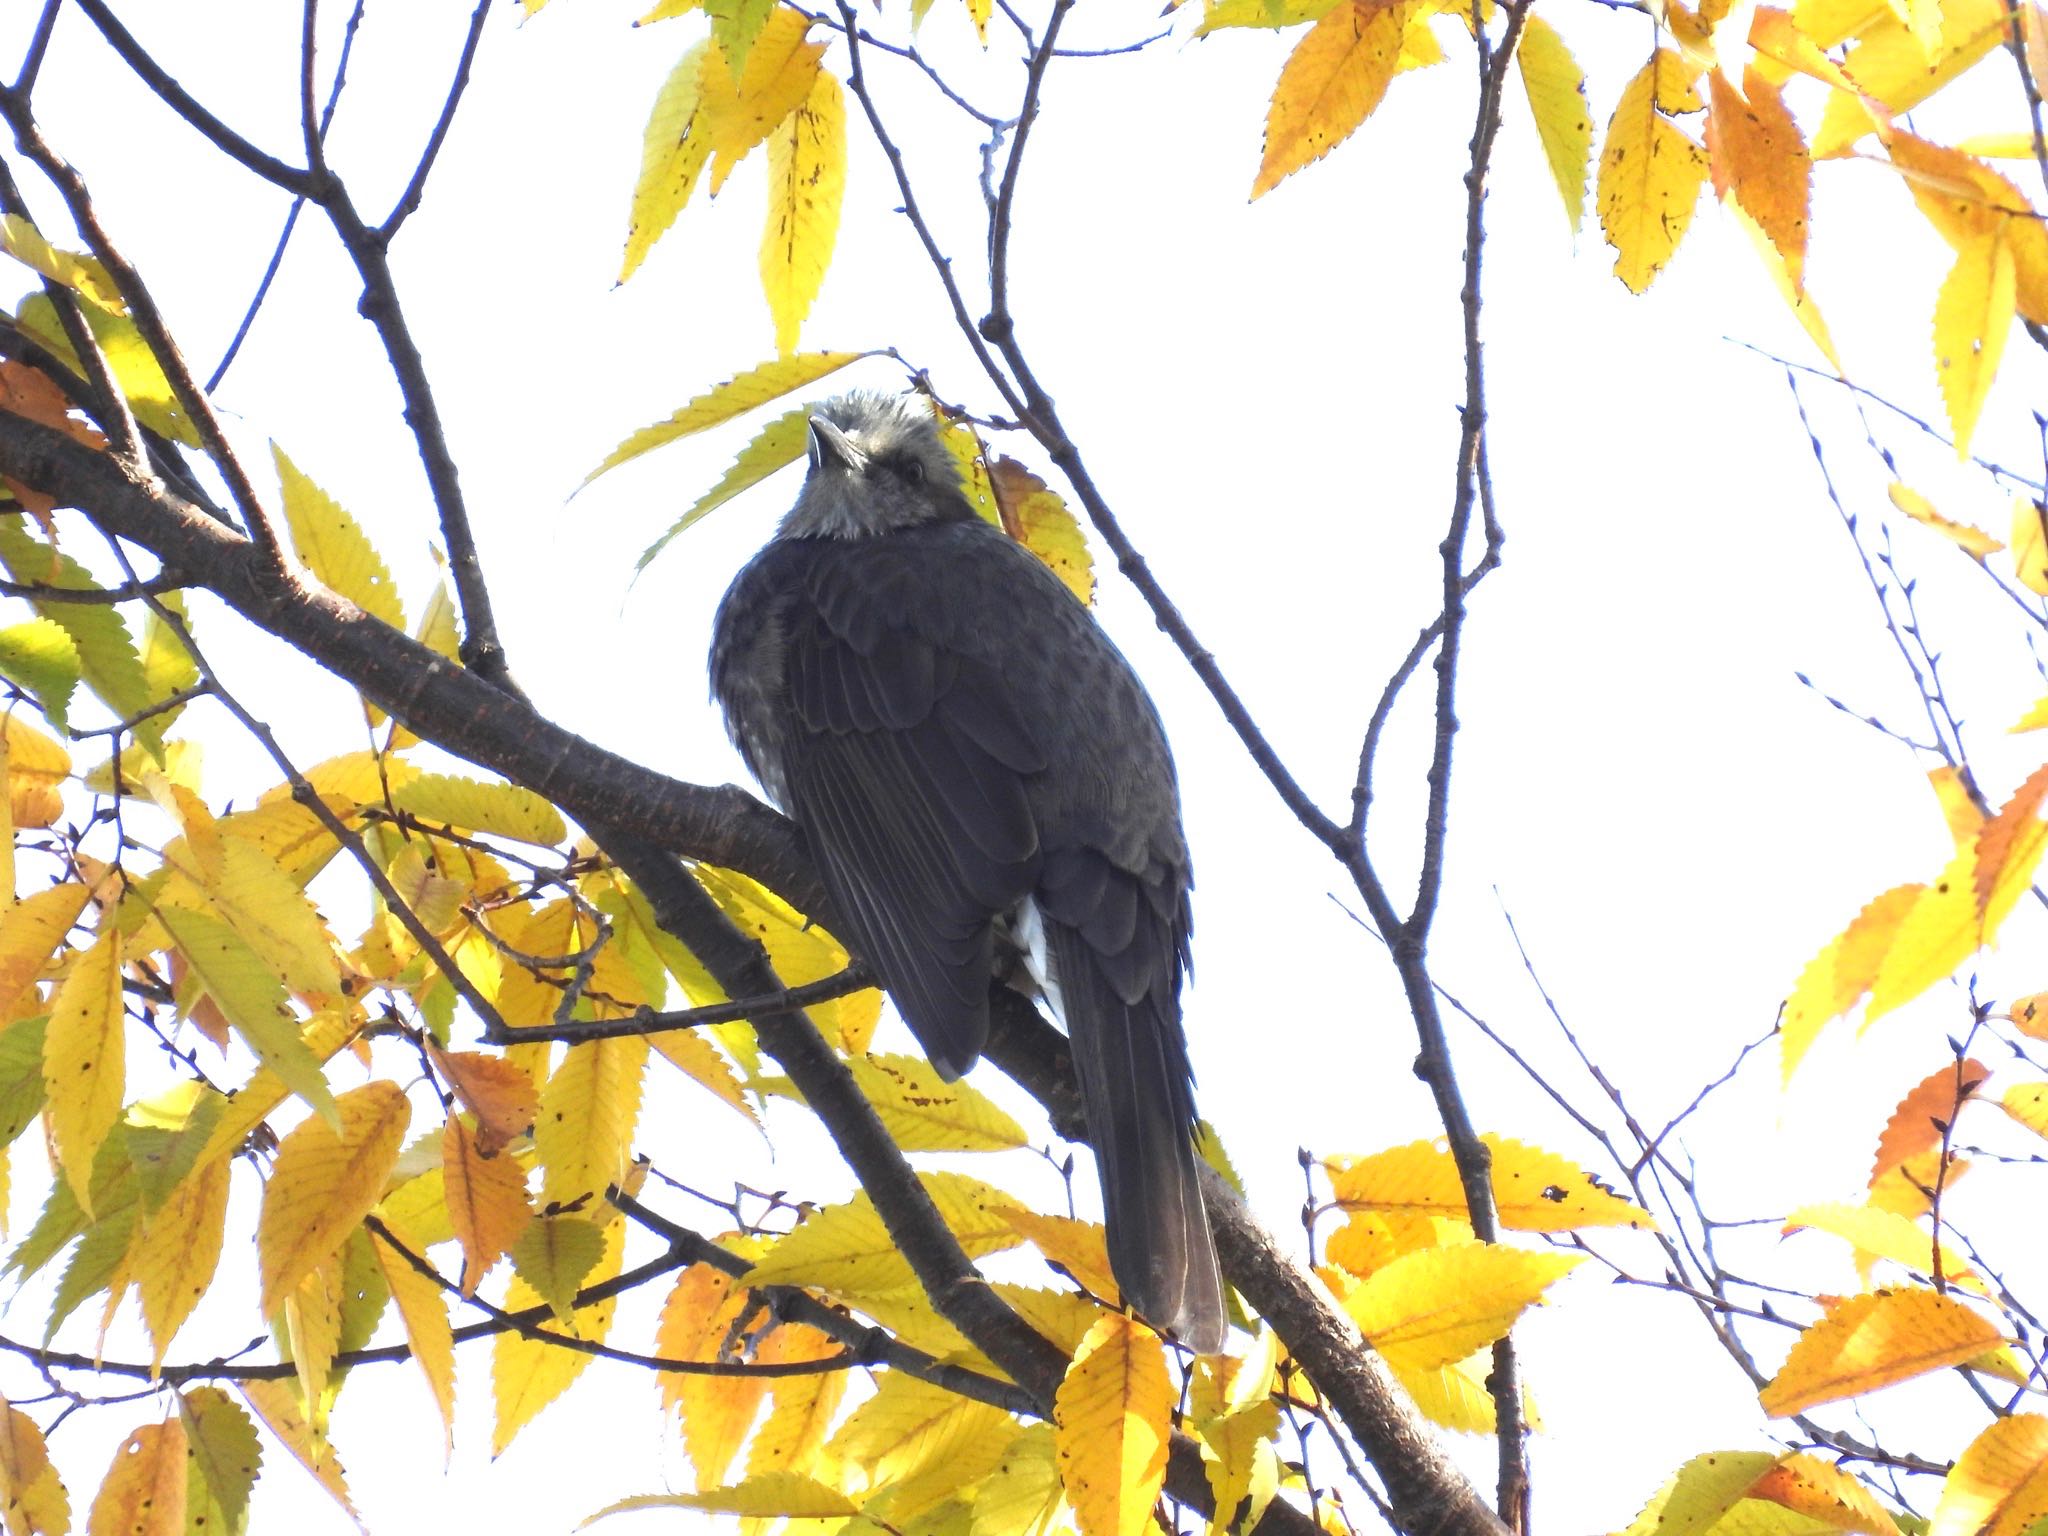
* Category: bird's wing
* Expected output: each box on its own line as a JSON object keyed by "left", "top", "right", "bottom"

{"left": 778, "top": 558, "right": 1047, "bottom": 1077}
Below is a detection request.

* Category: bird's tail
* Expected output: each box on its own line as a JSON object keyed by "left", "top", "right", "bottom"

{"left": 1045, "top": 915, "right": 1226, "bottom": 1354}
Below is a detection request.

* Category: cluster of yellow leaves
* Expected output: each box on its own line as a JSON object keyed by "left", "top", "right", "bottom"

{"left": 1320, "top": 1135, "right": 1647, "bottom": 1431}
{"left": 1206, "top": 0, "right": 2040, "bottom": 450}
{"left": 1782, "top": 763, "right": 2048, "bottom": 1078}
{"left": 623, "top": 4, "right": 848, "bottom": 357}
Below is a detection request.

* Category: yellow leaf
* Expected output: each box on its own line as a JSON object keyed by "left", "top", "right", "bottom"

{"left": 588, "top": 1476, "right": 858, "bottom": 1524}
{"left": 389, "top": 773, "right": 567, "bottom": 848}
{"left": 1930, "top": 1414, "right": 2048, "bottom": 1536}
{"left": 1325, "top": 1135, "right": 1651, "bottom": 1231}
{"left": 272, "top": 446, "right": 403, "bottom": 631}
{"left": 1925, "top": 768, "right": 1986, "bottom": 851}
{"left": 1195, "top": 1398, "right": 1279, "bottom": 1536}
{"left": 1783, "top": 1202, "right": 1986, "bottom": 1294}
{"left": 171, "top": 832, "right": 342, "bottom": 998}
{"left": 1934, "top": 231, "right": 2016, "bottom": 460}
{"left": 1388, "top": 1349, "right": 1501, "bottom": 1434}
{"left": 0, "top": 215, "right": 123, "bottom": 313}
{"left": 1517, "top": 16, "right": 1592, "bottom": 232}
{"left": 42, "top": 925, "right": 123, "bottom": 1216}
{"left": 656, "top": 1260, "right": 770, "bottom": 1488}
{"left": 235, "top": 1379, "right": 353, "bottom": 1519}
{"left": 369, "top": 1227, "right": 457, "bottom": 1456}
{"left": 1760, "top": 1288, "right": 2004, "bottom": 1416}
{"left": 1704, "top": 68, "right": 1811, "bottom": 289}
{"left": 1053, "top": 1315, "right": 1171, "bottom": 1536}
{"left": 1889, "top": 482, "right": 2001, "bottom": 559}
{"left": 1867, "top": 764, "right": 2048, "bottom": 1021}
{"left": 2015, "top": 496, "right": 2048, "bottom": 594}
{"left": 695, "top": 865, "right": 880, "bottom": 1049}
{"left": 279, "top": 1256, "right": 342, "bottom": 1429}
{"left": 1813, "top": 0, "right": 2008, "bottom": 155}
{"left": 536, "top": 1036, "right": 650, "bottom": 1210}
{"left": 134, "top": 1155, "right": 229, "bottom": 1368}
{"left": 156, "top": 903, "right": 338, "bottom": 1129}
{"left": 1749, "top": 188, "right": 1837, "bottom": 358}
{"left": 746, "top": 1171, "right": 1022, "bottom": 1296}
{"left": 1621, "top": 1452, "right": 1783, "bottom": 1536}
{"left": 699, "top": 7, "right": 827, "bottom": 197}
{"left": 972, "top": 1424, "right": 1065, "bottom": 1536}
{"left": 830, "top": 1371, "right": 1020, "bottom": 1519}
{"left": 86, "top": 1421, "right": 185, "bottom": 1536}
{"left": 1781, "top": 883, "right": 1921, "bottom": 1079}
{"left": 989, "top": 458, "right": 1094, "bottom": 606}
{"left": 587, "top": 352, "right": 865, "bottom": 482}
{"left": 491, "top": 1215, "right": 624, "bottom": 1454}
{"left": 189, "top": 1008, "right": 356, "bottom": 1176}
{"left": 1746, "top": 1452, "right": 1904, "bottom": 1535}
{"left": 1597, "top": 51, "right": 1710, "bottom": 292}
{"left": 848, "top": 1052, "right": 1028, "bottom": 1152}
{"left": 2002, "top": 1081, "right": 2048, "bottom": 1138}
{"left": 0, "top": 882, "right": 88, "bottom": 1017}
{"left": 760, "top": 70, "right": 845, "bottom": 358}
{"left": 175, "top": 1388, "right": 259, "bottom": 1536}
{"left": 257, "top": 1080, "right": 411, "bottom": 1315}
{"left": 1252, "top": 0, "right": 1412, "bottom": 197}
{"left": 0, "top": 717, "right": 67, "bottom": 832}
{"left": 995, "top": 1204, "right": 1121, "bottom": 1304}
{"left": 743, "top": 1324, "right": 846, "bottom": 1482}
{"left": 622, "top": 40, "right": 717, "bottom": 281}
{"left": 1338, "top": 1243, "right": 1580, "bottom": 1370}
{"left": 0, "top": 1397, "right": 68, "bottom": 1536}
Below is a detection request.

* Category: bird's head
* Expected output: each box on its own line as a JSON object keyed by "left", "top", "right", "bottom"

{"left": 779, "top": 391, "right": 972, "bottom": 539}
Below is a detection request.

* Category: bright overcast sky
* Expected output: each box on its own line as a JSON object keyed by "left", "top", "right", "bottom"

{"left": 1, "top": 0, "right": 2041, "bottom": 1530}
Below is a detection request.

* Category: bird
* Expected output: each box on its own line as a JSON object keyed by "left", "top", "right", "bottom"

{"left": 709, "top": 390, "right": 1226, "bottom": 1352}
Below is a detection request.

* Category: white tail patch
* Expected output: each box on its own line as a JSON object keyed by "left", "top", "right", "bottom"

{"left": 1005, "top": 895, "right": 1066, "bottom": 1032}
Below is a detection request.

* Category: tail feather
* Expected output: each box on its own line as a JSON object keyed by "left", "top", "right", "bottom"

{"left": 1046, "top": 916, "right": 1225, "bottom": 1353}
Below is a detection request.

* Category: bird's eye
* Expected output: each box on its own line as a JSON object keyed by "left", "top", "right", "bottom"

{"left": 902, "top": 459, "right": 927, "bottom": 486}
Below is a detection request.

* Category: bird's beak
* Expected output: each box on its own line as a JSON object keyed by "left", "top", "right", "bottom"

{"left": 807, "top": 415, "right": 866, "bottom": 475}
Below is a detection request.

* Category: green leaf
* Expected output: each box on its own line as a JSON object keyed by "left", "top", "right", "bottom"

{"left": 0, "top": 618, "right": 81, "bottom": 734}
{"left": 0, "top": 1014, "right": 48, "bottom": 1146}
{"left": 586, "top": 351, "right": 865, "bottom": 484}
{"left": 179, "top": 1386, "right": 262, "bottom": 1536}
{"left": 710, "top": 0, "right": 778, "bottom": 74}
{"left": 156, "top": 902, "right": 339, "bottom": 1129}
{"left": 0, "top": 520, "right": 163, "bottom": 753}
{"left": 510, "top": 1215, "right": 606, "bottom": 1323}
{"left": 636, "top": 405, "right": 809, "bottom": 572}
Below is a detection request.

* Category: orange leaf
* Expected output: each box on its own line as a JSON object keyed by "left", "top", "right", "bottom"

{"left": 656, "top": 1259, "right": 769, "bottom": 1488}
{"left": 256, "top": 1080, "right": 411, "bottom": 1315}
{"left": 426, "top": 1042, "right": 538, "bottom": 1155}
{"left": 1746, "top": 1451, "right": 1907, "bottom": 1534}
{"left": 440, "top": 1116, "right": 531, "bottom": 1297}
{"left": 88, "top": 1421, "right": 186, "bottom": 1536}
{"left": 0, "top": 1397, "right": 68, "bottom": 1536}
{"left": 1704, "top": 68, "right": 1811, "bottom": 288}
{"left": 1870, "top": 1060, "right": 1989, "bottom": 1186}
{"left": 1761, "top": 1289, "right": 2004, "bottom": 1416}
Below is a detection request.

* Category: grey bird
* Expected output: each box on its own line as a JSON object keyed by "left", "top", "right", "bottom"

{"left": 710, "top": 391, "right": 1226, "bottom": 1352}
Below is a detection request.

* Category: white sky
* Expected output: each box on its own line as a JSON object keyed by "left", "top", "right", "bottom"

{"left": 0, "top": 0, "right": 2042, "bottom": 1531}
